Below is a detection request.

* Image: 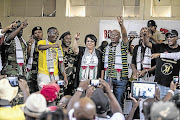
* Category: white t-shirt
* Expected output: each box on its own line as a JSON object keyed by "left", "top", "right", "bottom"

{"left": 68, "top": 109, "right": 125, "bottom": 120}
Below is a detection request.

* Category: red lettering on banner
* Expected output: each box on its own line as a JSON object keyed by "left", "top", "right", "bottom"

{"left": 108, "top": 30, "right": 112, "bottom": 38}
{"left": 104, "top": 30, "right": 107, "bottom": 39}
{"left": 104, "top": 30, "right": 112, "bottom": 39}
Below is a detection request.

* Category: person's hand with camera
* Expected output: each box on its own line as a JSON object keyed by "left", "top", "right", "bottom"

{"left": 67, "top": 79, "right": 90, "bottom": 112}
{"left": 126, "top": 93, "right": 142, "bottom": 120}
{"left": 163, "top": 81, "right": 178, "bottom": 101}
{"left": 18, "top": 79, "right": 30, "bottom": 102}
{"left": 99, "top": 78, "right": 123, "bottom": 114}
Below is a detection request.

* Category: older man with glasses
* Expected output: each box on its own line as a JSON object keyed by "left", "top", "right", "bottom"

{"left": 103, "top": 16, "right": 129, "bottom": 108}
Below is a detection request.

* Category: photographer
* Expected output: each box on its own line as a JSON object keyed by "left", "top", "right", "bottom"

{"left": 67, "top": 79, "right": 125, "bottom": 120}
{"left": 0, "top": 78, "right": 30, "bottom": 120}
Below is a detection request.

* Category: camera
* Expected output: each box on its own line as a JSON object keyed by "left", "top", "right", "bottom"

{"left": 173, "top": 76, "right": 179, "bottom": 83}
{"left": 90, "top": 79, "right": 99, "bottom": 87}
{"left": 57, "top": 80, "right": 64, "bottom": 88}
{"left": 7, "top": 77, "right": 19, "bottom": 87}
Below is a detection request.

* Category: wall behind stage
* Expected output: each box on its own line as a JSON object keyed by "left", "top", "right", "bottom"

{"left": 99, "top": 20, "right": 180, "bottom": 45}
{"left": 0, "top": 0, "right": 180, "bottom": 47}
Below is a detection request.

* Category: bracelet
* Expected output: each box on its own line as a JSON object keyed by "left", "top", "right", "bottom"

{"left": 168, "top": 90, "right": 174, "bottom": 96}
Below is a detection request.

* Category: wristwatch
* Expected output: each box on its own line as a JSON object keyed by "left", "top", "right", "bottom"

{"left": 76, "top": 87, "right": 84, "bottom": 92}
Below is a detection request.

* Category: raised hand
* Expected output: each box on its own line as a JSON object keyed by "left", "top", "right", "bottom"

{"left": 117, "top": 16, "right": 123, "bottom": 25}
{"left": 74, "top": 32, "right": 80, "bottom": 40}
{"left": 20, "top": 19, "right": 28, "bottom": 29}
{"left": 28, "top": 35, "right": 35, "bottom": 45}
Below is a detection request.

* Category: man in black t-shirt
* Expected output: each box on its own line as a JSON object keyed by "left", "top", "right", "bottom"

{"left": 144, "top": 29, "right": 180, "bottom": 99}
{"left": 131, "top": 28, "right": 156, "bottom": 81}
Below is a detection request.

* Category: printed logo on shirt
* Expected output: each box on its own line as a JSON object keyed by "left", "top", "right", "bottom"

{"left": 161, "top": 63, "right": 173, "bottom": 75}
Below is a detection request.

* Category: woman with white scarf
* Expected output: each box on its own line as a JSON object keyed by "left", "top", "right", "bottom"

{"left": 73, "top": 33, "right": 104, "bottom": 88}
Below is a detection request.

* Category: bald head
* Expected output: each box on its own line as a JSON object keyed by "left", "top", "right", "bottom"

{"left": 73, "top": 97, "right": 96, "bottom": 120}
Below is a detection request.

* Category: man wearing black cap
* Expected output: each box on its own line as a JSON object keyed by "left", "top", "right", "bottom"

{"left": 147, "top": 20, "right": 165, "bottom": 44}
{"left": 59, "top": 31, "right": 77, "bottom": 95}
{"left": 27, "top": 26, "right": 43, "bottom": 93}
{"left": 144, "top": 29, "right": 180, "bottom": 99}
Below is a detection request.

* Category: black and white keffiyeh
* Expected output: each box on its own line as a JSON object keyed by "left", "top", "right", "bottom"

{"left": 104, "top": 43, "right": 122, "bottom": 80}
{"left": 136, "top": 46, "right": 151, "bottom": 71}
{"left": 46, "top": 39, "right": 63, "bottom": 80}
{"left": 14, "top": 36, "right": 27, "bottom": 75}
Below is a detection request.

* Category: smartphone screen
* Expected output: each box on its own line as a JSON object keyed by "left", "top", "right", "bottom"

{"left": 7, "top": 77, "right": 19, "bottom": 87}
{"left": 91, "top": 79, "right": 99, "bottom": 87}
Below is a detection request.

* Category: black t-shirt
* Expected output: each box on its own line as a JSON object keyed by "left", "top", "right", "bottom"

{"left": 152, "top": 43, "right": 180, "bottom": 87}
{"left": 131, "top": 45, "right": 155, "bottom": 75}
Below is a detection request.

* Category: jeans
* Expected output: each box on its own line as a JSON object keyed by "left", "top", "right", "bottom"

{"left": 158, "top": 84, "right": 179, "bottom": 99}
{"left": 106, "top": 77, "right": 128, "bottom": 108}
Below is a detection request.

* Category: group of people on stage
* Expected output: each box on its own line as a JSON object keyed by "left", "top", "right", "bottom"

{"left": 0, "top": 16, "right": 179, "bottom": 120}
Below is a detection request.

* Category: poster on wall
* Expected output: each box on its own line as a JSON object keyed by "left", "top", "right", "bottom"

{"left": 99, "top": 20, "right": 180, "bottom": 78}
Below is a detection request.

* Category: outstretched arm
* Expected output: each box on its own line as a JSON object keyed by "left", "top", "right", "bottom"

{"left": 99, "top": 78, "right": 123, "bottom": 113}
{"left": 117, "top": 16, "right": 128, "bottom": 44}
{"left": 5, "top": 20, "right": 28, "bottom": 43}
{"left": 0, "top": 21, "right": 18, "bottom": 37}
{"left": 67, "top": 80, "right": 90, "bottom": 112}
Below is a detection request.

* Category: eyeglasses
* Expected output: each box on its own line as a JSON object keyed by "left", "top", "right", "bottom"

{"left": 110, "top": 33, "right": 119, "bottom": 37}
{"left": 86, "top": 40, "right": 95, "bottom": 43}
{"left": 167, "top": 35, "right": 177, "bottom": 38}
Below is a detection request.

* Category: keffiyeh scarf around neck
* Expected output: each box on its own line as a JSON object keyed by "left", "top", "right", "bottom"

{"left": 79, "top": 47, "right": 98, "bottom": 81}
{"left": 26, "top": 41, "right": 35, "bottom": 79}
{"left": 46, "top": 39, "right": 63, "bottom": 81}
{"left": 136, "top": 46, "right": 151, "bottom": 71}
{"left": 104, "top": 43, "right": 122, "bottom": 80}
{"left": 14, "top": 36, "right": 27, "bottom": 75}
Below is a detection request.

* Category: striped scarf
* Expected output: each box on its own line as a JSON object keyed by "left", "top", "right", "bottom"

{"left": 46, "top": 39, "right": 63, "bottom": 81}
{"left": 104, "top": 43, "right": 122, "bottom": 80}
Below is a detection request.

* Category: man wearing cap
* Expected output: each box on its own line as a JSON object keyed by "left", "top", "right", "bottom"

{"left": 0, "top": 78, "right": 30, "bottom": 120}
{"left": 27, "top": 26, "right": 43, "bottom": 93}
{"left": 21, "top": 93, "right": 49, "bottom": 119}
{"left": 2, "top": 20, "right": 28, "bottom": 78}
{"left": 59, "top": 31, "right": 77, "bottom": 95}
{"left": 144, "top": 29, "right": 180, "bottom": 99}
{"left": 40, "top": 83, "right": 60, "bottom": 111}
{"left": 1, "top": 20, "right": 28, "bottom": 105}
{"left": 147, "top": 20, "right": 165, "bottom": 44}
{"left": 37, "top": 27, "right": 68, "bottom": 89}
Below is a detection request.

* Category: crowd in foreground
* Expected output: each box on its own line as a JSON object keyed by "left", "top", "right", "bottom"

{"left": 0, "top": 16, "right": 180, "bottom": 120}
